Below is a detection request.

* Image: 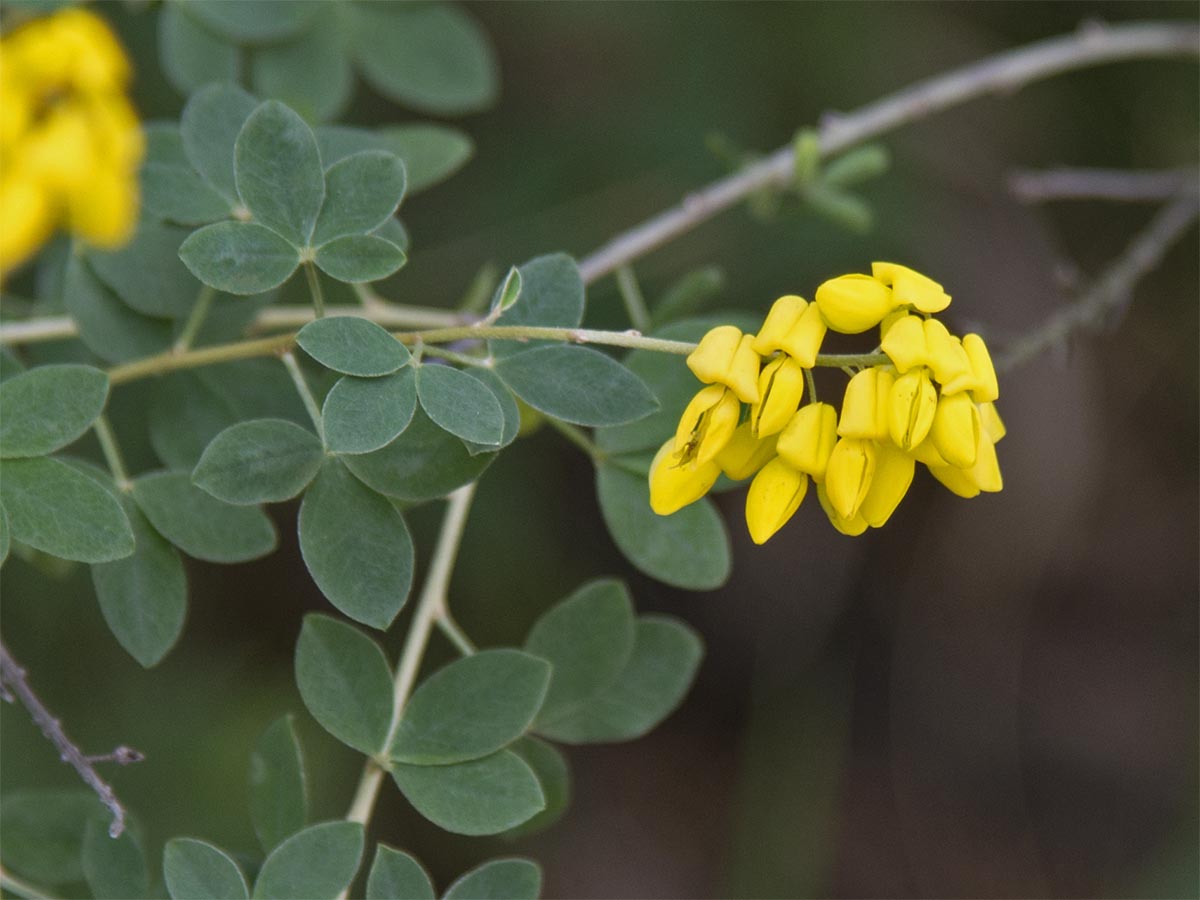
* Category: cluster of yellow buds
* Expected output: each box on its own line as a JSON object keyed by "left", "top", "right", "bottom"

{"left": 649, "top": 263, "right": 1004, "bottom": 543}
{"left": 0, "top": 8, "right": 143, "bottom": 277}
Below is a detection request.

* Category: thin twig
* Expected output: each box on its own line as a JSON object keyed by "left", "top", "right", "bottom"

{"left": 0, "top": 639, "right": 141, "bottom": 839}
{"left": 1009, "top": 167, "right": 1199, "bottom": 203}
{"left": 280, "top": 351, "right": 324, "bottom": 435}
{"left": 997, "top": 190, "right": 1199, "bottom": 372}
{"left": 576, "top": 20, "right": 1199, "bottom": 284}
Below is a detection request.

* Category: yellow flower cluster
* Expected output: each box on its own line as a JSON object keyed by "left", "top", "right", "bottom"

{"left": 0, "top": 8, "right": 143, "bottom": 277}
{"left": 649, "top": 263, "right": 1004, "bottom": 543}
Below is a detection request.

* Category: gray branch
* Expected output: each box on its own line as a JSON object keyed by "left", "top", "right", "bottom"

{"left": 1009, "top": 167, "right": 1199, "bottom": 203}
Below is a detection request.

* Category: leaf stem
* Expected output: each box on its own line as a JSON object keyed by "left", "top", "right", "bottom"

{"left": 804, "top": 367, "right": 819, "bottom": 404}
{"left": 92, "top": 413, "right": 132, "bottom": 491}
{"left": 615, "top": 265, "right": 651, "bottom": 332}
{"left": 0, "top": 865, "right": 57, "bottom": 900}
{"left": 544, "top": 416, "right": 605, "bottom": 461}
{"left": 173, "top": 285, "right": 217, "bottom": 353}
{"left": 303, "top": 262, "right": 326, "bottom": 319}
{"left": 436, "top": 614, "right": 477, "bottom": 656}
{"left": 280, "top": 351, "right": 323, "bottom": 436}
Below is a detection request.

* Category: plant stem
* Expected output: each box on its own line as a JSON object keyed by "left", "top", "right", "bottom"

{"left": 804, "top": 367, "right": 819, "bottom": 404}
{"left": 544, "top": 417, "right": 605, "bottom": 461}
{"left": 615, "top": 265, "right": 651, "bottom": 332}
{"left": 403, "top": 325, "right": 696, "bottom": 355}
{"left": 280, "top": 351, "right": 323, "bottom": 435}
{"left": 420, "top": 345, "right": 493, "bottom": 368}
{"left": 0, "top": 865, "right": 57, "bottom": 900}
{"left": 173, "top": 285, "right": 217, "bottom": 353}
{"left": 92, "top": 414, "right": 132, "bottom": 491}
{"left": 1008, "top": 166, "right": 1198, "bottom": 203}
{"left": 304, "top": 262, "right": 326, "bottom": 319}
{"left": 437, "top": 614, "right": 477, "bottom": 656}
{"left": 108, "top": 333, "right": 295, "bottom": 385}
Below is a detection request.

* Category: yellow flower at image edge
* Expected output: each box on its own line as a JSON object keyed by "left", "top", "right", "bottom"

{"left": 0, "top": 7, "right": 143, "bottom": 277}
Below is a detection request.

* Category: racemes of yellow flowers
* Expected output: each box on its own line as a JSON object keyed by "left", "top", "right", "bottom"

{"left": 649, "top": 263, "right": 1004, "bottom": 544}
{"left": 0, "top": 7, "right": 143, "bottom": 278}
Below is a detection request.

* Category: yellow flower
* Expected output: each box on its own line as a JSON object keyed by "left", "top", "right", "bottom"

{"left": 928, "top": 426, "right": 1003, "bottom": 498}
{"left": 880, "top": 313, "right": 928, "bottom": 373}
{"left": 871, "top": 261, "right": 951, "bottom": 313}
{"left": 686, "top": 326, "right": 761, "bottom": 404}
{"left": 715, "top": 422, "right": 777, "bottom": 481}
{"left": 673, "top": 384, "right": 742, "bottom": 467}
{"left": 824, "top": 437, "right": 876, "bottom": 520}
{"left": 745, "top": 457, "right": 808, "bottom": 544}
{"left": 888, "top": 368, "right": 937, "bottom": 451}
{"left": 962, "top": 333, "right": 999, "bottom": 403}
{"left": 649, "top": 439, "right": 722, "bottom": 515}
{"left": 814, "top": 273, "right": 897, "bottom": 334}
{"left": 929, "top": 391, "right": 979, "bottom": 469}
{"left": 837, "top": 366, "right": 894, "bottom": 441}
{"left": 752, "top": 294, "right": 827, "bottom": 367}
{"left": 750, "top": 354, "right": 807, "bottom": 437}
{"left": 858, "top": 441, "right": 915, "bottom": 527}
{"left": 775, "top": 402, "right": 838, "bottom": 481}
{"left": 922, "top": 319, "right": 973, "bottom": 391}
{"left": 978, "top": 400, "right": 1006, "bottom": 442}
{"left": 816, "top": 481, "right": 868, "bottom": 536}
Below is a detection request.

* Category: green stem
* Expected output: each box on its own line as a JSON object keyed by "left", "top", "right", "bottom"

{"left": 304, "top": 262, "right": 326, "bottom": 319}
{"left": 280, "top": 351, "right": 323, "bottom": 436}
{"left": 420, "top": 345, "right": 492, "bottom": 368}
{"left": 0, "top": 865, "right": 56, "bottom": 900}
{"left": 397, "top": 325, "right": 696, "bottom": 355}
{"left": 804, "top": 367, "right": 818, "bottom": 404}
{"left": 92, "top": 414, "right": 131, "bottom": 491}
{"left": 173, "top": 285, "right": 217, "bottom": 353}
{"left": 544, "top": 417, "right": 605, "bottom": 461}
{"left": 615, "top": 265, "right": 651, "bottom": 332}
{"left": 437, "top": 614, "right": 477, "bottom": 656}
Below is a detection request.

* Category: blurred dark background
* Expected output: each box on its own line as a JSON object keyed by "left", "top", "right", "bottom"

{"left": 2, "top": 3, "right": 1197, "bottom": 897}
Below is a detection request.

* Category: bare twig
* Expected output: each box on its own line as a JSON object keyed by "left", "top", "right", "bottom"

{"left": 0, "top": 639, "right": 142, "bottom": 838}
{"left": 577, "top": 20, "right": 1199, "bottom": 284}
{"left": 1009, "top": 167, "right": 1199, "bottom": 203}
{"left": 996, "top": 189, "right": 1200, "bottom": 372}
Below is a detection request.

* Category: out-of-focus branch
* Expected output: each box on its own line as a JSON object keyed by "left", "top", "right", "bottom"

{"left": 0, "top": 638, "right": 143, "bottom": 839}
{"left": 577, "top": 20, "right": 1200, "bottom": 284}
{"left": 996, "top": 189, "right": 1200, "bottom": 372}
{"left": 1009, "top": 167, "right": 1199, "bottom": 203}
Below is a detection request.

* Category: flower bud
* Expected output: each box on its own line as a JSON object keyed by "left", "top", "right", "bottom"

{"left": 837, "top": 366, "right": 893, "bottom": 441}
{"left": 888, "top": 368, "right": 937, "bottom": 451}
{"left": 923, "top": 319, "right": 972, "bottom": 391}
{"left": 751, "top": 355, "right": 807, "bottom": 437}
{"left": 978, "top": 400, "right": 1006, "bottom": 443}
{"left": 928, "top": 428, "right": 1002, "bottom": 498}
{"left": 716, "top": 422, "right": 777, "bottom": 481}
{"left": 745, "top": 457, "right": 808, "bottom": 544}
{"left": 858, "top": 441, "right": 916, "bottom": 527}
{"left": 930, "top": 391, "right": 980, "bottom": 469}
{"left": 776, "top": 401, "right": 838, "bottom": 481}
{"left": 780, "top": 302, "right": 828, "bottom": 367}
{"left": 753, "top": 295, "right": 807, "bottom": 355}
{"left": 687, "top": 326, "right": 761, "bottom": 403}
{"left": 649, "top": 439, "right": 722, "bottom": 515}
{"left": 673, "top": 385, "right": 742, "bottom": 466}
{"left": 824, "top": 437, "right": 876, "bottom": 520}
{"left": 962, "top": 333, "right": 999, "bottom": 402}
{"left": 814, "top": 273, "right": 896, "bottom": 334}
{"left": 816, "top": 481, "right": 868, "bottom": 536}
{"left": 871, "top": 261, "right": 951, "bottom": 313}
{"left": 880, "top": 313, "right": 928, "bottom": 373}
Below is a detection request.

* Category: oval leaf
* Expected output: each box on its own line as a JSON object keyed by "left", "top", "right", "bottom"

{"left": 415, "top": 365, "right": 505, "bottom": 446}
{"left": 0, "top": 364, "right": 109, "bottom": 458}
{"left": 315, "top": 235, "right": 406, "bottom": 283}
{"left": 391, "top": 649, "right": 551, "bottom": 765}
{"left": 365, "top": 846, "right": 435, "bottom": 900}
{"left": 502, "top": 737, "right": 571, "bottom": 839}
{"left": 63, "top": 256, "right": 173, "bottom": 363}
{"left": 252, "top": 821, "right": 364, "bottom": 900}
{"left": 460, "top": 368, "right": 520, "bottom": 455}
{"left": 180, "top": 221, "right": 300, "bottom": 295}
{"left": 164, "top": 839, "right": 249, "bottom": 900}
{"left": 235, "top": 100, "right": 325, "bottom": 245}
{"left": 443, "top": 859, "right": 542, "bottom": 900}
{"left": 0, "top": 457, "right": 134, "bottom": 563}
{"left": 392, "top": 751, "right": 544, "bottom": 837}
{"left": 141, "top": 162, "right": 234, "bottom": 226}
{"left": 298, "top": 461, "right": 415, "bottom": 629}
{"left": 496, "top": 345, "right": 658, "bottom": 427}
{"left": 182, "top": 0, "right": 318, "bottom": 44}
{"left": 323, "top": 371, "right": 418, "bottom": 455}
{"left": 88, "top": 221, "right": 201, "bottom": 318}
{"left": 377, "top": 124, "right": 473, "bottom": 193}
{"left": 158, "top": 3, "right": 240, "bottom": 97}
{"left": 313, "top": 151, "right": 407, "bottom": 245}
{"left": 294, "top": 614, "right": 393, "bottom": 756}
{"left": 250, "top": 6, "right": 353, "bottom": 124}
{"left": 83, "top": 818, "right": 148, "bottom": 900}
{"left": 181, "top": 83, "right": 260, "bottom": 202}
{"left": 0, "top": 790, "right": 103, "bottom": 885}
{"left": 132, "top": 470, "right": 277, "bottom": 564}
{"left": 296, "top": 316, "right": 411, "bottom": 377}
{"left": 490, "top": 254, "right": 584, "bottom": 358}
{"left": 248, "top": 715, "right": 308, "bottom": 854}
{"left": 193, "top": 419, "right": 324, "bottom": 505}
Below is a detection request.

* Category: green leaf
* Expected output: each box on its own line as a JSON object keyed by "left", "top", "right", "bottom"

{"left": 87, "top": 221, "right": 200, "bottom": 318}
{"left": 145, "top": 122, "right": 189, "bottom": 166}
{"left": 342, "top": 408, "right": 494, "bottom": 502}
{"left": 822, "top": 144, "right": 891, "bottom": 187}
{"left": 250, "top": 5, "right": 353, "bottom": 123}
{"left": 503, "top": 738, "right": 570, "bottom": 839}
{"left": 595, "top": 464, "right": 730, "bottom": 590}
{"left": 372, "top": 216, "right": 410, "bottom": 252}
{"left": 323, "top": 371, "right": 418, "bottom": 455}
{"left": 181, "top": 0, "right": 319, "bottom": 44}
{"left": 294, "top": 614, "right": 394, "bottom": 755}
{"left": 181, "top": 82, "right": 259, "bottom": 201}
{"left": 132, "top": 470, "right": 277, "bottom": 563}
{"left": 0, "top": 790, "right": 102, "bottom": 884}
{"left": 416, "top": 364, "right": 505, "bottom": 446}
{"left": 365, "top": 846, "right": 435, "bottom": 900}
{"left": 0, "top": 457, "right": 134, "bottom": 562}
{"left": 248, "top": 715, "right": 308, "bottom": 854}
{"left": 298, "top": 461, "right": 415, "bottom": 629}
{"left": 377, "top": 124, "right": 473, "bottom": 193}
{"left": 391, "top": 649, "right": 550, "bottom": 766}
{"left": 83, "top": 818, "right": 149, "bottom": 900}
{"left": 496, "top": 345, "right": 657, "bottom": 427}
{"left": 349, "top": 3, "right": 497, "bottom": 115}
{"left": 0, "top": 364, "right": 108, "bottom": 458}
{"left": 180, "top": 221, "right": 301, "bottom": 295}
{"left": 491, "top": 265, "right": 522, "bottom": 315}
{"left": 443, "top": 859, "right": 542, "bottom": 900}
{"left": 460, "top": 369, "right": 520, "bottom": 455}
{"left": 193, "top": 418, "right": 324, "bottom": 504}
{"left": 63, "top": 256, "right": 173, "bottom": 364}
{"left": 296, "top": 316, "right": 411, "bottom": 377}
{"left": 313, "top": 151, "right": 407, "bottom": 246}
{"left": 315, "top": 235, "right": 406, "bottom": 283}
{"left": 392, "top": 750, "right": 544, "bottom": 836}
{"left": 650, "top": 266, "right": 725, "bottom": 328}
{"left": 235, "top": 100, "right": 325, "bottom": 245}
{"left": 92, "top": 498, "right": 187, "bottom": 668}
{"left": 252, "top": 821, "right": 364, "bottom": 900}
{"left": 141, "top": 163, "right": 235, "bottom": 226}
{"left": 164, "top": 838, "right": 250, "bottom": 900}
{"left": 524, "top": 579, "right": 635, "bottom": 735}
{"left": 541, "top": 617, "right": 704, "bottom": 744}
{"left": 158, "top": 3, "right": 239, "bottom": 97}
{"left": 490, "top": 254, "right": 584, "bottom": 358}
{"left": 803, "top": 183, "right": 873, "bottom": 233}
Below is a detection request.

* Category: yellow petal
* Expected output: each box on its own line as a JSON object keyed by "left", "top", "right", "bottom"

{"left": 0, "top": 174, "right": 52, "bottom": 278}
{"left": 776, "top": 401, "right": 838, "bottom": 481}
{"left": 908, "top": 435, "right": 948, "bottom": 467}
{"left": 752, "top": 294, "right": 807, "bottom": 355}
{"left": 962, "top": 333, "right": 999, "bottom": 403}
{"left": 928, "top": 428, "right": 1001, "bottom": 497}
{"left": 978, "top": 401, "right": 1006, "bottom": 443}
{"left": 930, "top": 391, "right": 979, "bottom": 469}
{"left": 814, "top": 273, "right": 897, "bottom": 334}
{"left": 817, "top": 481, "right": 869, "bottom": 536}
{"left": 837, "top": 365, "right": 893, "bottom": 441}
{"left": 923, "top": 319, "right": 972, "bottom": 391}
{"left": 716, "top": 421, "right": 777, "bottom": 481}
{"left": 751, "top": 354, "right": 806, "bottom": 438}
{"left": 880, "top": 313, "right": 928, "bottom": 373}
{"left": 649, "top": 439, "right": 722, "bottom": 515}
{"left": 824, "top": 437, "right": 876, "bottom": 520}
{"left": 673, "top": 385, "right": 741, "bottom": 466}
{"left": 888, "top": 368, "right": 937, "bottom": 451}
{"left": 745, "top": 457, "right": 808, "bottom": 544}
{"left": 927, "top": 462, "right": 980, "bottom": 498}
{"left": 687, "top": 326, "right": 761, "bottom": 403}
{"left": 68, "top": 166, "right": 138, "bottom": 248}
{"left": 859, "top": 441, "right": 915, "bottom": 527}
{"left": 891, "top": 264, "right": 951, "bottom": 313}
{"left": 779, "top": 302, "right": 828, "bottom": 368}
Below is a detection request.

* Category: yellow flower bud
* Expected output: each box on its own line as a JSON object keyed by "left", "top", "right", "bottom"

{"left": 879, "top": 307, "right": 909, "bottom": 339}
{"left": 687, "top": 326, "right": 761, "bottom": 404}
{"left": 978, "top": 401, "right": 1006, "bottom": 443}
{"left": 780, "top": 302, "right": 828, "bottom": 367}
{"left": 929, "top": 391, "right": 980, "bottom": 469}
{"left": 715, "top": 422, "right": 777, "bottom": 481}
{"left": 745, "top": 457, "right": 808, "bottom": 544}
{"left": 962, "top": 333, "right": 999, "bottom": 403}
{"left": 871, "top": 261, "right": 951, "bottom": 313}
{"left": 751, "top": 354, "right": 807, "bottom": 438}
{"left": 837, "top": 366, "right": 893, "bottom": 441}
{"left": 880, "top": 313, "right": 928, "bottom": 373}
{"left": 888, "top": 368, "right": 937, "bottom": 451}
{"left": 928, "top": 428, "right": 1002, "bottom": 498}
{"left": 673, "top": 385, "right": 742, "bottom": 466}
{"left": 814, "top": 273, "right": 897, "bottom": 334}
{"left": 908, "top": 435, "right": 948, "bottom": 467}
{"left": 752, "top": 295, "right": 807, "bottom": 355}
{"left": 816, "top": 481, "right": 869, "bottom": 536}
{"left": 922, "top": 319, "right": 972, "bottom": 391}
{"left": 824, "top": 437, "right": 876, "bottom": 520}
{"left": 858, "top": 441, "right": 915, "bottom": 527}
{"left": 776, "top": 402, "right": 838, "bottom": 481}
{"left": 649, "top": 439, "right": 722, "bottom": 515}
